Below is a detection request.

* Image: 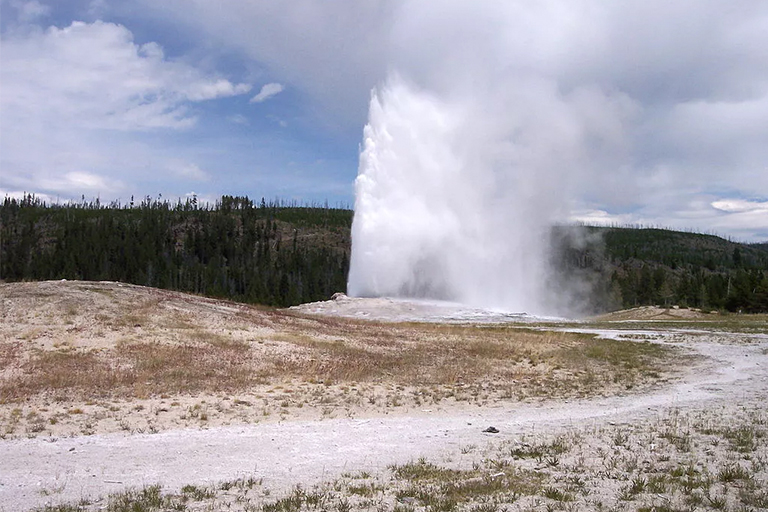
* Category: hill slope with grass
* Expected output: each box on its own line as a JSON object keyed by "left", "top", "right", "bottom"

{"left": 0, "top": 279, "right": 678, "bottom": 439}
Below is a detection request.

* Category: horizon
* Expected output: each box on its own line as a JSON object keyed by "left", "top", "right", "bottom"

{"left": 1, "top": 2, "right": 767, "bottom": 242}
{"left": 4, "top": 192, "right": 765, "bottom": 246}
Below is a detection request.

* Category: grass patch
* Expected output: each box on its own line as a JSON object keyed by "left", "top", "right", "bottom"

{"left": 0, "top": 341, "right": 21, "bottom": 369}
{"left": 1, "top": 341, "right": 258, "bottom": 400}
{"left": 580, "top": 337, "right": 669, "bottom": 371}
{"left": 1, "top": 322, "right": 677, "bottom": 403}
{"left": 508, "top": 436, "right": 571, "bottom": 461}
{"left": 722, "top": 425, "right": 763, "bottom": 453}
{"left": 390, "top": 459, "right": 544, "bottom": 507}
{"left": 1, "top": 282, "right": 680, "bottom": 404}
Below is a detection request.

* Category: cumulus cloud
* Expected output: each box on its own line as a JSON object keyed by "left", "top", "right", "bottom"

{"left": 167, "top": 160, "right": 209, "bottom": 181}
{"left": 712, "top": 199, "right": 768, "bottom": 214}
{"left": 708, "top": 200, "right": 768, "bottom": 241}
{"left": 2, "top": 21, "right": 251, "bottom": 131}
{"left": 134, "top": 0, "right": 768, "bottom": 240}
{"left": 10, "top": 0, "right": 50, "bottom": 23}
{"left": 3, "top": 1, "right": 768, "bottom": 240}
{"left": 250, "top": 83, "right": 284, "bottom": 103}
{"left": 0, "top": 19, "right": 251, "bottom": 199}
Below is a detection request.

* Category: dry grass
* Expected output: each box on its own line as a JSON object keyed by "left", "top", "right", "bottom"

{"left": 0, "top": 280, "right": 683, "bottom": 437}
{"left": 0, "top": 342, "right": 263, "bottom": 402}
{"left": 0, "top": 316, "right": 675, "bottom": 405}
{"left": 0, "top": 341, "right": 21, "bottom": 369}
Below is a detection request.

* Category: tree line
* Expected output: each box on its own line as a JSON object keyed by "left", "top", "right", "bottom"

{"left": 0, "top": 194, "right": 350, "bottom": 307}
{"left": 553, "top": 226, "right": 768, "bottom": 313}
{"left": 2, "top": 195, "right": 767, "bottom": 312}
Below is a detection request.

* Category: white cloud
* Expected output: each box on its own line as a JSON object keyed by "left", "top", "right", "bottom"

{"left": 0, "top": 19, "right": 251, "bottom": 199}
{"left": 227, "top": 114, "right": 249, "bottom": 125}
{"left": 61, "top": 171, "right": 114, "bottom": 191}
{"left": 20, "top": 171, "right": 121, "bottom": 196}
{"left": 712, "top": 199, "right": 768, "bottom": 214}
{"left": 707, "top": 201, "right": 768, "bottom": 241}
{"left": 11, "top": 0, "right": 50, "bottom": 23}
{"left": 187, "top": 79, "right": 252, "bottom": 102}
{"left": 569, "top": 209, "right": 637, "bottom": 227}
{"left": 250, "top": 82, "right": 284, "bottom": 103}
{"left": 167, "top": 160, "right": 209, "bottom": 181}
{"left": 3, "top": 2, "right": 768, "bottom": 240}
{"left": 1, "top": 21, "right": 251, "bottom": 131}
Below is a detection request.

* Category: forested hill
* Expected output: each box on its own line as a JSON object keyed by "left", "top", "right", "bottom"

{"left": 1, "top": 194, "right": 767, "bottom": 312}
{"left": 0, "top": 195, "right": 351, "bottom": 306}
{"left": 553, "top": 226, "right": 768, "bottom": 313}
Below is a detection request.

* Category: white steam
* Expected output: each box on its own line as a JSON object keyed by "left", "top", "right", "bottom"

{"left": 348, "top": 73, "right": 631, "bottom": 315}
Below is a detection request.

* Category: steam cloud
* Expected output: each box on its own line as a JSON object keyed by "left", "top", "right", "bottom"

{"left": 347, "top": 3, "right": 637, "bottom": 315}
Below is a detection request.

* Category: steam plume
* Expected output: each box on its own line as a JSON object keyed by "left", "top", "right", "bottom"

{"left": 348, "top": 78, "right": 586, "bottom": 314}
{"left": 346, "top": 2, "right": 641, "bottom": 315}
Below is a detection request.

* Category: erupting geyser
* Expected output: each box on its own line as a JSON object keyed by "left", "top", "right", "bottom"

{"left": 348, "top": 76, "right": 574, "bottom": 315}
{"left": 345, "top": 2, "right": 639, "bottom": 316}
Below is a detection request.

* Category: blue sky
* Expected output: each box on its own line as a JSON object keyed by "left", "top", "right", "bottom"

{"left": 0, "top": 0, "right": 364, "bottom": 208}
{"left": 1, "top": 1, "right": 767, "bottom": 241}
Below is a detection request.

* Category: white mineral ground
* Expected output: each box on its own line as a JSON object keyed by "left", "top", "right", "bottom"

{"left": 1, "top": 297, "right": 767, "bottom": 511}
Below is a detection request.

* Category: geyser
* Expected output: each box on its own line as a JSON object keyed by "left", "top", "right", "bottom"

{"left": 348, "top": 76, "right": 576, "bottom": 315}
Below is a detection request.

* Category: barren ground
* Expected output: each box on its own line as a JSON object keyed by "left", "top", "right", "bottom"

{"left": 1, "top": 281, "right": 766, "bottom": 511}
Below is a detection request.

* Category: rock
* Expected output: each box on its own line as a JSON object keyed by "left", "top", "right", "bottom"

{"left": 483, "top": 426, "right": 499, "bottom": 433}
{"left": 331, "top": 292, "right": 348, "bottom": 301}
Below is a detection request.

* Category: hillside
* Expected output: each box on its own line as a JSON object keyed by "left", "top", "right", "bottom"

{"left": 1, "top": 194, "right": 767, "bottom": 312}
{"left": 0, "top": 195, "right": 351, "bottom": 307}
{"left": 0, "top": 279, "right": 673, "bottom": 439}
{"left": 602, "top": 227, "right": 768, "bottom": 270}
{"left": 2, "top": 281, "right": 767, "bottom": 512}
{"left": 552, "top": 225, "right": 768, "bottom": 313}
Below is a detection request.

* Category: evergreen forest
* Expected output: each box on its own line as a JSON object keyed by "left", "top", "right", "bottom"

{"left": 0, "top": 195, "right": 350, "bottom": 307}
{"left": 552, "top": 226, "right": 768, "bottom": 313}
{"left": 2, "top": 194, "right": 767, "bottom": 313}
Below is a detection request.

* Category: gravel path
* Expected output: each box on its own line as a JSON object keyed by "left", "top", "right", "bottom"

{"left": 2, "top": 329, "right": 767, "bottom": 511}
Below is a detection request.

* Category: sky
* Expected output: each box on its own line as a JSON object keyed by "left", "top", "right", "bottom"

{"left": 1, "top": 0, "right": 767, "bottom": 241}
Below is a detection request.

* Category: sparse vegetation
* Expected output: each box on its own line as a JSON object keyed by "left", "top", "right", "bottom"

{"left": 0, "top": 281, "right": 684, "bottom": 438}
{"left": 32, "top": 404, "right": 767, "bottom": 511}
{"left": 3, "top": 280, "right": 767, "bottom": 512}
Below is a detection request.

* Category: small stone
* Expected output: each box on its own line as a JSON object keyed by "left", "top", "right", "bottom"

{"left": 483, "top": 426, "right": 499, "bottom": 433}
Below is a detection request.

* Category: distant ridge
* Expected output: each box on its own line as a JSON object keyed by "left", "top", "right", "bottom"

{"left": 1, "top": 195, "right": 766, "bottom": 312}
{"left": 552, "top": 225, "right": 768, "bottom": 314}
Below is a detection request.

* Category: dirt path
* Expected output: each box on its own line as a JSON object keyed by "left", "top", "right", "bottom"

{"left": 2, "top": 329, "right": 766, "bottom": 511}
